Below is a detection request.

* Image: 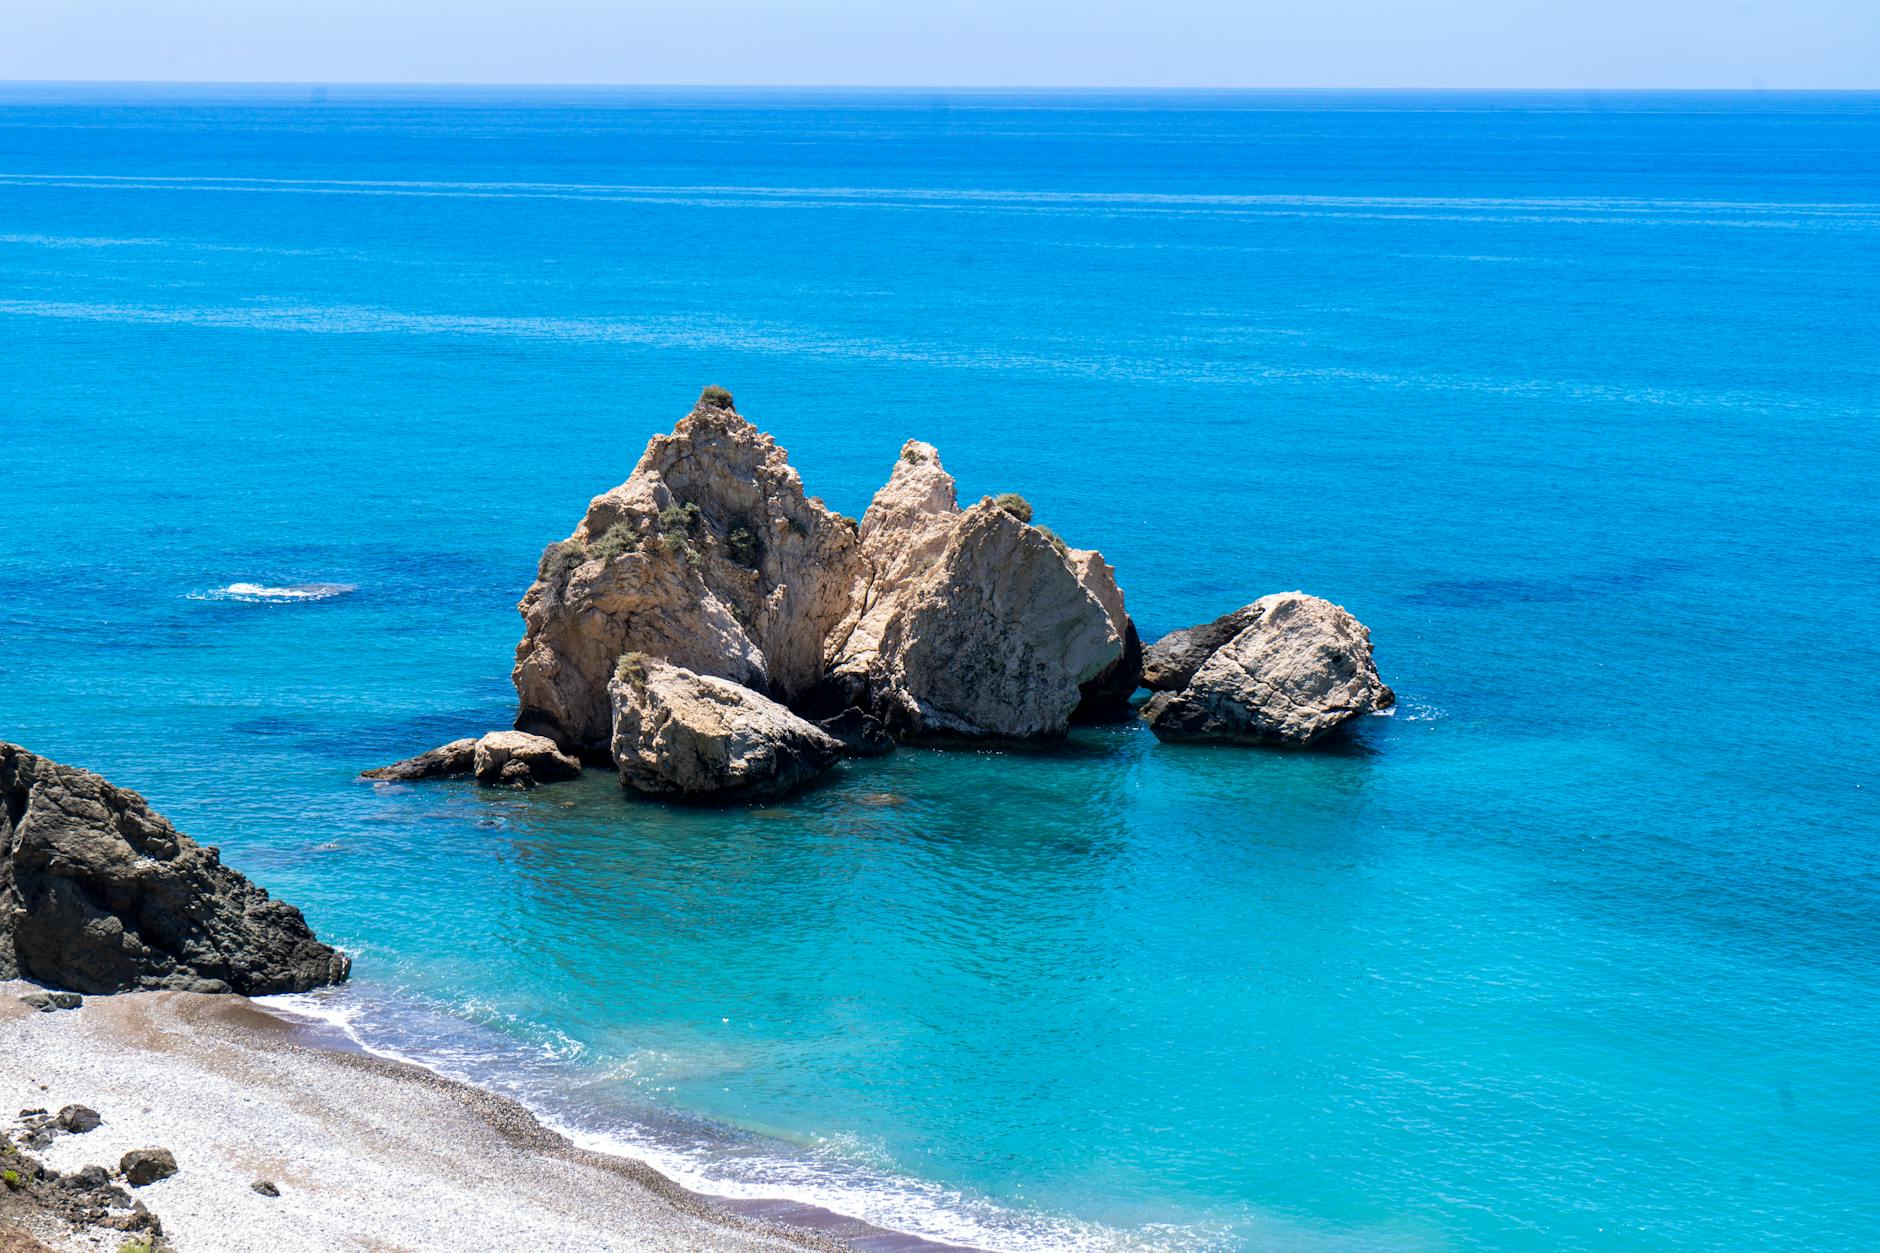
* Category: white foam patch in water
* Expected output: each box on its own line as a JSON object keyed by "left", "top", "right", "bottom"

{"left": 188, "top": 581, "right": 358, "bottom": 603}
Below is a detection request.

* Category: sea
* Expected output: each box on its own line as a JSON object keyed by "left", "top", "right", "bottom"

{"left": 2, "top": 84, "right": 1876, "bottom": 1251}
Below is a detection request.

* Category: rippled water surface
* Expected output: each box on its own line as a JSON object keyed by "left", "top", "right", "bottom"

{"left": 3, "top": 86, "right": 1878, "bottom": 1250}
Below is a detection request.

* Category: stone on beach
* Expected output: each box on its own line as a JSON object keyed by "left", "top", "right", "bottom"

{"left": 118, "top": 1149, "right": 177, "bottom": 1187}
{"left": 55, "top": 1106, "right": 99, "bottom": 1135}
{"left": 513, "top": 390, "right": 864, "bottom": 757}
{"left": 1141, "top": 592, "right": 1393, "bottom": 746}
{"left": 608, "top": 657, "right": 844, "bottom": 801}
{"left": 0, "top": 743, "right": 350, "bottom": 996}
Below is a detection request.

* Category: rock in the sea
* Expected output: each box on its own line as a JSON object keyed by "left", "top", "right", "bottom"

{"left": 358, "top": 737, "right": 477, "bottom": 781}
{"left": 608, "top": 656, "right": 844, "bottom": 801}
{"left": 0, "top": 743, "right": 351, "bottom": 996}
{"left": 118, "top": 1149, "right": 176, "bottom": 1187}
{"left": 1065, "top": 547, "right": 1143, "bottom": 717}
{"left": 1141, "top": 593, "right": 1393, "bottom": 746}
{"left": 867, "top": 498, "right": 1122, "bottom": 740}
{"left": 470, "top": 731, "right": 581, "bottom": 789}
{"left": 1140, "top": 604, "right": 1262, "bottom": 691}
{"left": 513, "top": 390, "right": 864, "bottom": 757}
{"left": 361, "top": 731, "right": 580, "bottom": 789}
{"left": 812, "top": 708, "right": 895, "bottom": 758}
{"left": 55, "top": 1106, "right": 100, "bottom": 1135}
{"left": 824, "top": 439, "right": 963, "bottom": 696}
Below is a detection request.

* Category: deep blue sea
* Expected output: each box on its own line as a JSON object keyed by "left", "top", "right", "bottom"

{"left": 3, "top": 85, "right": 1877, "bottom": 1250}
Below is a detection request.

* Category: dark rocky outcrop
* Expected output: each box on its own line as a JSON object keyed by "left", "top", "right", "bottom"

{"left": 0, "top": 744, "right": 350, "bottom": 996}
{"left": 813, "top": 708, "right": 895, "bottom": 757}
{"left": 1140, "top": 604, "right": 1262, "bottom": 691}
{"left": 359, "top": 738, "right": 478, "bottom": 781}
{"left": 1141, "top": 593, "right": 1393, "bottom": 746}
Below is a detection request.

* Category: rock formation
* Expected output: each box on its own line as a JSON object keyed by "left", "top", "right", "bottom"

{"left": 1141, "top": 593, "right": 1393, "bottom": 746}
{"left": 866, "top": 498, "right": 1123, "bottom": 740}
{"left": 513, "top": 388, "right": 864, "bottom": 758}
{"left": 0, "top": 743, "right": 350, "bottom": 995}
{"left": 608, "top": 656, "right": 844, "bottom": 801}
{"left": 362, "top": 731, "right": 581, "bottom": 788}
{"left": 1140, "top": 603, "right": 1262, "bottom": 692}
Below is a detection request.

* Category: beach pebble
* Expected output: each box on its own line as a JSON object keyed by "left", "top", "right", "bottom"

{"left": 119, "top": 1148, "right": 178, "bottom": 1186}
{"left": 58, "top": 1164, "right": 112, "bottom": 1192}
{"left": 57, "top": 1104, "right": 101, "bottom": 1133}
{"left": 252, "top": 1179, "right": 280, "bottom": 1197}
{"left": 17, "top": 991, "right": 83, "bottom": 1012}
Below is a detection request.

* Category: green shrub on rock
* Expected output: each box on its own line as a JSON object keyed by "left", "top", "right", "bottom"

{"left": 697, "top": 385, "right": 735, "bottom": 411}
{"left": 993, "top": 493, "right": 1034, "bottom": 524}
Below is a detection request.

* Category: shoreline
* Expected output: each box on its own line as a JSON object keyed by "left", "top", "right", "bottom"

{"left": 0, "top": 983, "right": 978, "bottom": 1253}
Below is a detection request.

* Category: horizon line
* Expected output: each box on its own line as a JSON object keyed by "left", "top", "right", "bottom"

{"left": 3, "top": 78, "right": 1878, "bottom": 94}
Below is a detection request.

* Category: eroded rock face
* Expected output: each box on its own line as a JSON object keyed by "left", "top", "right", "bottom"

{"left": 608, "top": 657, "right": 843, "bottom": 801}
{"left": 1140, "top": 604, "right": 1262, "bottom": 691}
{"left": 825, "top": 439, "right": 963, "bottom": 694}
{"left": 868, "top": 500, "right": 1122, "bottom": 740}
{"left": 0, "top": 744, "right": 350, "bottom": 995}
{"left": 514, "top": 394, "right": 864, "bottom": 758}
{"left": 1141, "top": 593, "right": 1393, "bottom": 746}
{"left": 1066, "top": 547, "right": 1143, "bottom": 717}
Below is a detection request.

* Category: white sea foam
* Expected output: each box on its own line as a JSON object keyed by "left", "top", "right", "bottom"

{"left": 188, "top": 581, "right": 358, "bottom": 603}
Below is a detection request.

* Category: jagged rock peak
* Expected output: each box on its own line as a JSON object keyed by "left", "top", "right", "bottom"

{"left": 512, "top": 392, "right": 863, "bottom": 757}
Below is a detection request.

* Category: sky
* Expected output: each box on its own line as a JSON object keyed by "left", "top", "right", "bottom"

{"left": 3, "top": 0, "right": 1878, "bottom": 89}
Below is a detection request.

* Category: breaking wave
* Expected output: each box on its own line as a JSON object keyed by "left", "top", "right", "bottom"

{"left": 189, "top": 581, "right": 358, "bottom": 603}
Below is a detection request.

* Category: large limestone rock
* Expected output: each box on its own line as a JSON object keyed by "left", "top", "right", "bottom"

{"left": 609, "top": 657, "right": 844, "bottom": 801}
{"left": 824, "top": 440, "right": 962, "bottom": 692}
{"left": 1066, "top": 547, "right": 1143, "bottom": 716}
{"left": 1140, "top": 604, "right": 1261, "bottom": 691}
{"left": 513, "top": 390, "right": 864, "bottom": 757}
{"left": 1141, "top": 593, "right": 1393, "bottom": 746}
{"left": 0, "top": 743, "right": 350, "bottom": 995}
{"left": 867, "top": 499, "right": 1123, "bottom": 740}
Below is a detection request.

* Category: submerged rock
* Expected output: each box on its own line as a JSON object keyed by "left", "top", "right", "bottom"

{"left": 361, "top": 731, "right": 579, "bottom": 789}
{"left": 609, "top": 657, "right": 844, "bottom": 801}
{"left": 0, "top": 743, "right": 350, "bottom": 996}
{"left": 1140, "top": 604, "right": 1262, "bottom": 692}
{"left": 513, "top": 390, "right": 864, "bottom": 757}
{"left": 1141, "top": 593, "right": 1393, "bottom": 746}
{"left": 868, "top": 499, "right": 1122, "bottom": 740}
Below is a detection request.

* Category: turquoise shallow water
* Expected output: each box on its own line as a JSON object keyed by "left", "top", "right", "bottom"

{"left": 3, "top": 85, "right": 1878, "bottom": 1250}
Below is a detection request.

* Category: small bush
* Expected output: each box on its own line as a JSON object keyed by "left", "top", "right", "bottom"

{"left": 589, "top": 522, "right": 638, "bottom": 563}
{"left": 1, "top": 1168, "right": 19, "bottom": 1189}
{"left": 992, "top": 493, "right": 1034, "bottom": 524}
{"left": 726, "top": 526, "right": 759, "bottom": 566}
{"left": 657, "top": 502, "right": 703, "bottom": 535}
{"left": 697, "top": 385, "right": 735, "bottom": 411}
{"left": 614, "top": 653, "right": 649, "bottom": 685}
{"left": 118, "top": 1238, "right": 156, "bottom": 1253}
{"left": 1035, "top": 525, "right": 1070, "bottom": 557}
{"left": 538, "top": 539, "right": 588, "bottom": 578}
{"left": 901, "top": 446, "right": 926, "bottom": 464}
{"left": 785, "top": 516, "right": 809, "bottom": 538}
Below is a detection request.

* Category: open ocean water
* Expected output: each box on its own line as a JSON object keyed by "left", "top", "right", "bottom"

{"left": 2, "top": 85, "right": 1877, "bottom": 1250}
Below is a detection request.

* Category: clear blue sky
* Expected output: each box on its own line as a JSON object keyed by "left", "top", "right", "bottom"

{"left": 6, "top": 0, "right": 1877, "bottom": 89}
